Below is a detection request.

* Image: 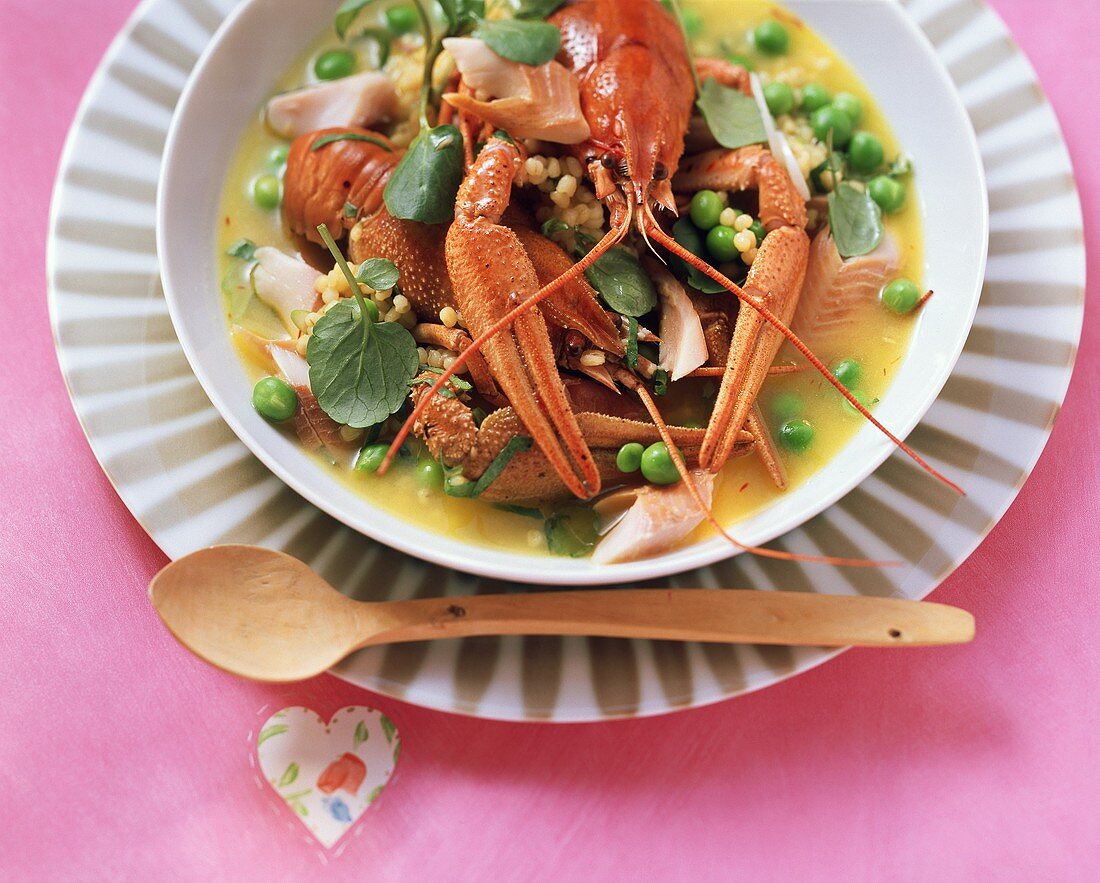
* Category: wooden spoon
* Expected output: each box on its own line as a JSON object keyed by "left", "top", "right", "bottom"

{"left": 149, "top": 545, "right": 974, "bottom": 682}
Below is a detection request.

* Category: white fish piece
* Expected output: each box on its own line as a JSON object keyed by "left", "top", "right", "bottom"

{"left": 592, "top": 471, "right": 715, "bottom": 565}
{"left": 252, "top": 247, "right": 321, "bottom": 334}
{"left": 792, "top": 227, "right": 900, "bottom": 349}
{"left": 646, "top": 258, "right": 707, "bottom": 381}
{"left": 442, "top": 37, "right": 590, "bottom": 143}
{"left": 265, "top": 71, "right": 398, "bottom": 140}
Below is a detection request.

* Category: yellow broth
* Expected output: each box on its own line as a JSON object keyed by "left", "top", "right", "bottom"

{"left": 216, "top": 0, "right": 922, "bottom": 558}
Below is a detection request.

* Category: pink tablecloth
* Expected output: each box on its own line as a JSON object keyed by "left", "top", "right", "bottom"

{"left": 2, "top": 1, "right": 1097, "bottom": 878}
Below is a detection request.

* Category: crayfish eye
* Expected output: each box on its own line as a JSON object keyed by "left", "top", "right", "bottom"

{"left": 653, "top": 162, "right": 668, "bottom": 181}
{"left": 600, "top": 153, "right": 617, "bottom": 170}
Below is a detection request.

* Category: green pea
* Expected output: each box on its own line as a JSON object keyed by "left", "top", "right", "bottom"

{"left": 801, "top": 83, "right": 832, "bottom": 113}
{"left": 811, "top": 105, "right": 853, "bottom": 147}
{"left": 842, "top": 389, "right": 874, "bottom": 417}
{"left": 706, "top": 225, "right": 739, "bottom": 263}
{"left": 616, "top": 442, "right": 644, "bottom": 473}
{"left": 361, "top": 298, "right": 380, "bottom": 323}
{"left": 314, "top": 49, "right": 356, "bottom": 81}
{"left": 868, "top": 175, "right": 906, "bottom": 213}
{"left": 832, "top": 91, "right": 863, "bottom": 125}
{"left": 770, "top": 391, "right": 803, "bottom": 421}
{"left": 355, "top": 443, "right": 389, "bottom": 474}
{"left": 763, "top": 81, "right": 795, "bottom": 116}
{"left": 831, "top": 358, "right": 862, "bottom": 387}
{"left": 749, "top": 220, "right": 767, "bottom": 246}
{"left": 268, "top": 144, "right": 290, "bottom": 167}
{"left": 682, "top": 9, "right": 704, "bottom": 39}
{"left": 640, "top": 442, "right": 680, "bottom": 486}
{"left": 252, "top": 376, "right": 297, "bottom": 422}
{"left": 848, "top": 131, "right": 884, "bottom": 174}
{"left": 252, "top": 174, "right": 281, "bottom": 210}
{"left": 881, "top": 278, "right": 921, "bottom": 314}
{"left": 385, "top": 4, "right": 418, "bottom": 35}
{"left": 414, "top": 458, "right": 444, "bottom": 489}
{"left": 726, "top": 52, "right": 755, "bottom": 72}
{"left": 690, "top": 190, "right": 724, "bottom": 231}
{"left": 778, "top": 419, "right": 814, "bottom": 453}
{"left": 753, "top": 20, "right": 789, "bottom": 55}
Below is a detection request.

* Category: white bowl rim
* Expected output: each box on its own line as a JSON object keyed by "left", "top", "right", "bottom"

{"left": 157, "top": 0, "right": 989, "bottom": 586}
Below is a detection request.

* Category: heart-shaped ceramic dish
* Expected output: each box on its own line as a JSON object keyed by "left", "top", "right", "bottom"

{"left": 157, "top": 0, "right": 987, "bottom": 586}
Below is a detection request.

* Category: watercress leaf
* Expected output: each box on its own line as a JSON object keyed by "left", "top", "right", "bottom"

{"left": 356, "top": 257, "right": 400, "bottom": 290}
{"left": 492, "top": 503, "right": 543, "bottom": 519}
{"left": 436, "top": 0, "right": 459, "bottom": 33}
{"left": 355, "top": 27, "right": 392, "bottom": 66}
{"left": 335, "top": 0, "right": 376, "bottom": 40}
{"left": 383, "top": 125, "right": 465, "bottom": 224}
{"left": 888, "top": 153, "right": 914, "bottom": 179}
{"left": 515, "top": 0, "right": 567, "bottom": 19}
{"left": 828, "top": 181, "right": 884, "bottom": 258}
{"left": 541, "top": 217, "right": 570, "bottom": 237}
{"left": 225, "top": 238, "right": 256, "bottom": 260}
{"left": 696, "top": 76, "right": 767, "bottom": 150}
{"left": 544, "top": 507, "right": 598, "bottom": 557}
{"left": 343, "top": 201, "right": 358, "bottom": 218}
{"left": 222, "top": 261, "right": 257, "bottom": 322}
{"left": 307, "top": 300, "right": 419, "bottom": 428}
{"left": 584, "top": 247, "right": 657, "bottom": 317}
{"left": 653, "top": 368, "right": 669, "bottom": 396}
{"left": 311, "top": 131, "right": 393, "bottom": 152}
{"left": 625, "top": 316, "right": 639, "bottom": 369}
{"left": 438, "top": 0, "right": 485, "bottom": 35}
{"left": 667, "top": 218, "right": 725, "bottom": 293}
{"left": 472, "top": 18, "right": 561, "bottom": 66}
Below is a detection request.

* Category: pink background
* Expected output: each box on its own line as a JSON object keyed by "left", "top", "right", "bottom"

{"left": 2, "top": 0, "right": 1097, "bottom": 879}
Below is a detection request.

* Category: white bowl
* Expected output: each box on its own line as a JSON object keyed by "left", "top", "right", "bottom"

{"left": 158, "top": 0, "right": 987, "bottom": 586}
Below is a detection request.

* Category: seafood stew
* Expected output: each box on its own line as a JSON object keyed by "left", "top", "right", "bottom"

{"left": 218, "top": 0, "right": 937, "bottom": 564}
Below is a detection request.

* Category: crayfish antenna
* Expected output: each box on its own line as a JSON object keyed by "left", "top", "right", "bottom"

{"left": 380, "top": 221, "right": 629, "bottom": 477}
{"left": 627, "top": 379, "right": 896, "bottom": 567}
{"left": 641, "top": 203, "right": 964, "bottom": 496}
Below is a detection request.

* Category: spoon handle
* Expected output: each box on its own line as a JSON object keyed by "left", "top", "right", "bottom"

{"left": 361, "top": 590, "right": 974, "bottom": 648}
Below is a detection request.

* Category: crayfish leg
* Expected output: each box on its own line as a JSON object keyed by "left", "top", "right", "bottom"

{"left": 445, "top": 137, "right": 601, "bottom": 499}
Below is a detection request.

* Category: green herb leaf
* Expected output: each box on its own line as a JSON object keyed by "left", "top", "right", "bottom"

{"left": 493, "top": 503, "right": 543, "bottom": 519}
{"left": 696, "top": 76, "right": 767, "bottom": 150}
{"left": 278, "top": 763, "right": 299, "bottom": 787}
{"left": 625, "top": 316, "right": 639, "bottom": 369}
{"left": 369, "top": 784, "right": 385, "bottom": 803}
{"left": 828, "top": 181, "right": 884, "bottom": 258}
{"left": 311, "top": 131, "right": 393, "bottom": 152}
{"left": 356, "top": 27, "right": 392, "bottom": 66}
{"left": 257, "top": 724, "right": 288, "bottom": 745}
{"left": 541, "top": 217, "right": 570, "bottom": 237}
{"left": 384, "top": 125, "right": 465, "bottom": 224}
{"left": 515, "top": 0, "right": 567, "bottom": 19}
{"left": 334, "top": 0, "right": 376, "bottom": 40}
{"left": 343, "top": 201, "right": 358, "bottom": 218}
{"left": 222, "top": 260, "right": 257, "bottom": 322}
{"left": 438, "top": 0, "right": 483, "bottom": 34}
{"left": 380, "top": 715, "right": 396, "bottom": 744}
{"left": 667, "top": 218, "right": 725, "bottom": 294}
{"left": 584, "top": 247, "right": 657, "bottom": 317}
{"left": 888, "top": 153, "right": 914, "bottom": 179}
{"left": 653, "top": 368, "right": 669, "bottom": 396}
{"left": 353, "top": 720, "right": 369, "bottom": 748}
{"left": 472, "top": 18, "right": 561, "bottom": 66}
{"left": 226, "top": 238, "right": 257, "bottom": 260}
{"left": 356, "top": 257, "right": 400, "bottom": 290}
{"left": 308, "top": 301, "right": 419, "bottom": 428}
{"left": 445, "top": 436, "right": 533, "bottom": 497}
{"left": 544, "top": 507, "right": 599, "bottom": 557}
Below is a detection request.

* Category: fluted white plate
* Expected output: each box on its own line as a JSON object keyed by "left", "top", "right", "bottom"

{"left": 48, "top": 0, "right": 1085, "bottom": 721}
